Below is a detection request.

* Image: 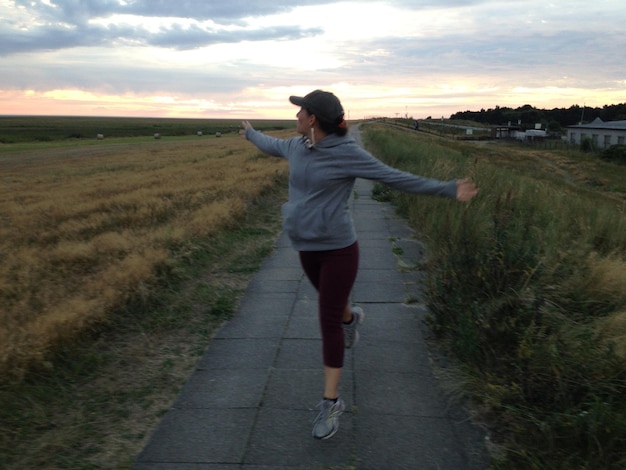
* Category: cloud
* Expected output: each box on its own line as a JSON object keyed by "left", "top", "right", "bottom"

{"left": 1, "top": 0, "right": 325, "bottom": 55}
{"left": 11, "top": 0, "right": 313, "bottom": 23}
{"left": 0, "top": 0, "right": 624, "bottom": 118}
{"left": 2, "top": 0, "right": 501, "bottom": 56}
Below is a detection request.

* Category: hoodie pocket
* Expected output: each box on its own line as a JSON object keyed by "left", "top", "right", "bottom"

{"left": 281, "top": 202, "right": 329, "bottom": 242}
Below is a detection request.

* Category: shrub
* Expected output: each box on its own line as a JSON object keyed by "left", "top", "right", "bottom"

{"left": 580, "top": 136, "right": 594, "bottom": 152}
{"left": 600, "top": 144, "right": 626, "bottom": 165}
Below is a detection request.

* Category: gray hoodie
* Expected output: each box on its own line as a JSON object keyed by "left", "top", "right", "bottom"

{"left": 245, "top": 127, "right": 457, "bottom": 251}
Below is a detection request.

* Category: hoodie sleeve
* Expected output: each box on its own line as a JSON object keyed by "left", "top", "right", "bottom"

{"left": 245, "top": 127, "right": 297, "bottom": 159}
{"left": 348, "top": 146, "right": 457, "bottom": 199}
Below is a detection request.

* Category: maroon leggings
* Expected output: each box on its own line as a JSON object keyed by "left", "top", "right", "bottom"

{"left": 299, "top": 241, "right": 359, "bottom": 368}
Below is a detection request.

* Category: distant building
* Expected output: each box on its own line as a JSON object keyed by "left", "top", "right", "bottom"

{"left": 491, "top": 125, "right": 520, "bottom": 139}
{"left": 521, "top": 129, "right": 547, "bottom": 142}
{"left": 491, "top": 125, "right": 546, "bottom": 142}
{"left": 567, "top": 118, "right": 626, "bottom": 149}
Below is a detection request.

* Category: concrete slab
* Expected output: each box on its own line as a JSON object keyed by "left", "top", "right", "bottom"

{"left": 135, "top": 408, "right": 255, "bottom": 464}
{"left": 244, "top": 408, "right": 354, "bottom": 467}
{"left": 173, "top": 368, "right": 269, "bottom": 409}
{"left": 196, "top": 338, "right": 279, "bottom": 370}
{"left": 355, "top": 414, "right": 466, "bottom": 470}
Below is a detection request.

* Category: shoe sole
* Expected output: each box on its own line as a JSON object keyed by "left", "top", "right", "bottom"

{"left": 313, "top": 412, "right": 344, "bottom": 440}
{"left": 315, "top": 425, "right": 340, "bottom": 440}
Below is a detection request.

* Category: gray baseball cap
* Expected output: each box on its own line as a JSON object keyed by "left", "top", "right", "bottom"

{"left": 289, "top": 90, "right": 345, "bottom": 124}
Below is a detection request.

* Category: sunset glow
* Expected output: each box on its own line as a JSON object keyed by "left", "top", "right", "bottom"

{"left": 1, "top": 1, "right": 624, "bottom": 119}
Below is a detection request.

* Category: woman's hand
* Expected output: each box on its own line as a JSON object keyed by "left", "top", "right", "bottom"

{"left": 240, "top": 120, "right": 253, "bottom": 135}
{"left": 456, "top": 178, "right": 478, "bottom": 202}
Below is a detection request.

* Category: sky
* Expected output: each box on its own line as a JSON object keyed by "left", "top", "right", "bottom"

{"left": 1, "top": 0, "right": 625, "bottom": 120}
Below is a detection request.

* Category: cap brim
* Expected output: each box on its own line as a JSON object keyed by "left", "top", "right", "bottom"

{"left": 289, "top": 96, "right": 306, "bottom": 107}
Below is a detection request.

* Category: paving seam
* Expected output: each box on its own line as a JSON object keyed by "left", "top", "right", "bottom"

{"left": 239, "top": 274, "right": 304, "bottom": 465}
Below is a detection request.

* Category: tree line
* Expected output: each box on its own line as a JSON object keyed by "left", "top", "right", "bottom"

{"left": 450, "top": 103, "right": 626, "bottom": 131}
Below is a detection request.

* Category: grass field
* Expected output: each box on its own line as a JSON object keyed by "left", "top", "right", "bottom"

{"left": 1, "top": 119, "right": 293, "bottom": 468}
{"left": 0, "top": 115, "right": 294, "bottom": 144}
{"left": 363, "top": 123, "right": 626, "bottom": 469}
{"left": 1, "top": 124, "right": 293, "bottom": 379}
{"left": 2, "top": 117, "right": 625, "bottom": 468}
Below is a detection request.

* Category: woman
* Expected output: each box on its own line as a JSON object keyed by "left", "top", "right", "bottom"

{"left": 241, "top": 90, "right": 478, "bottom": 440}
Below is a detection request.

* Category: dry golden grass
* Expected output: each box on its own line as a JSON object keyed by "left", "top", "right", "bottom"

{"left": 0, "top": 134, "right": 290, "bottom": 378}
{"left": 588, "top": 256, "right": 626, "bottom": 358}
{"left": 595, "top": 310, "right": 626, "bottom": 358}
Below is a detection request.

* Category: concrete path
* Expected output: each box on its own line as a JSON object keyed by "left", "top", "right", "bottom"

{"left": 134, "top": 177, "right": 489, "bottom": 470}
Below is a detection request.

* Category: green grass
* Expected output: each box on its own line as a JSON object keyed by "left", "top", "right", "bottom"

{"left": 363, "top": 123, "right": 626, "bottom": 469}
{"left": 0, "top": 116, "right": 294, "bottom": 144}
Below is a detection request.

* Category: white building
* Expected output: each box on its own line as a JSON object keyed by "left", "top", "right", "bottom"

{"left": 567, "top": 117, "right": 626, "bottom": 149}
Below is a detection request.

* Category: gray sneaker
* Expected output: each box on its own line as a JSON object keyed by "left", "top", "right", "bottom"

{"left": 343, "top": 306, "right": 364, "bottom": 349}
{"left": 312, "top": 397, "right": 345, "bottom": 440}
